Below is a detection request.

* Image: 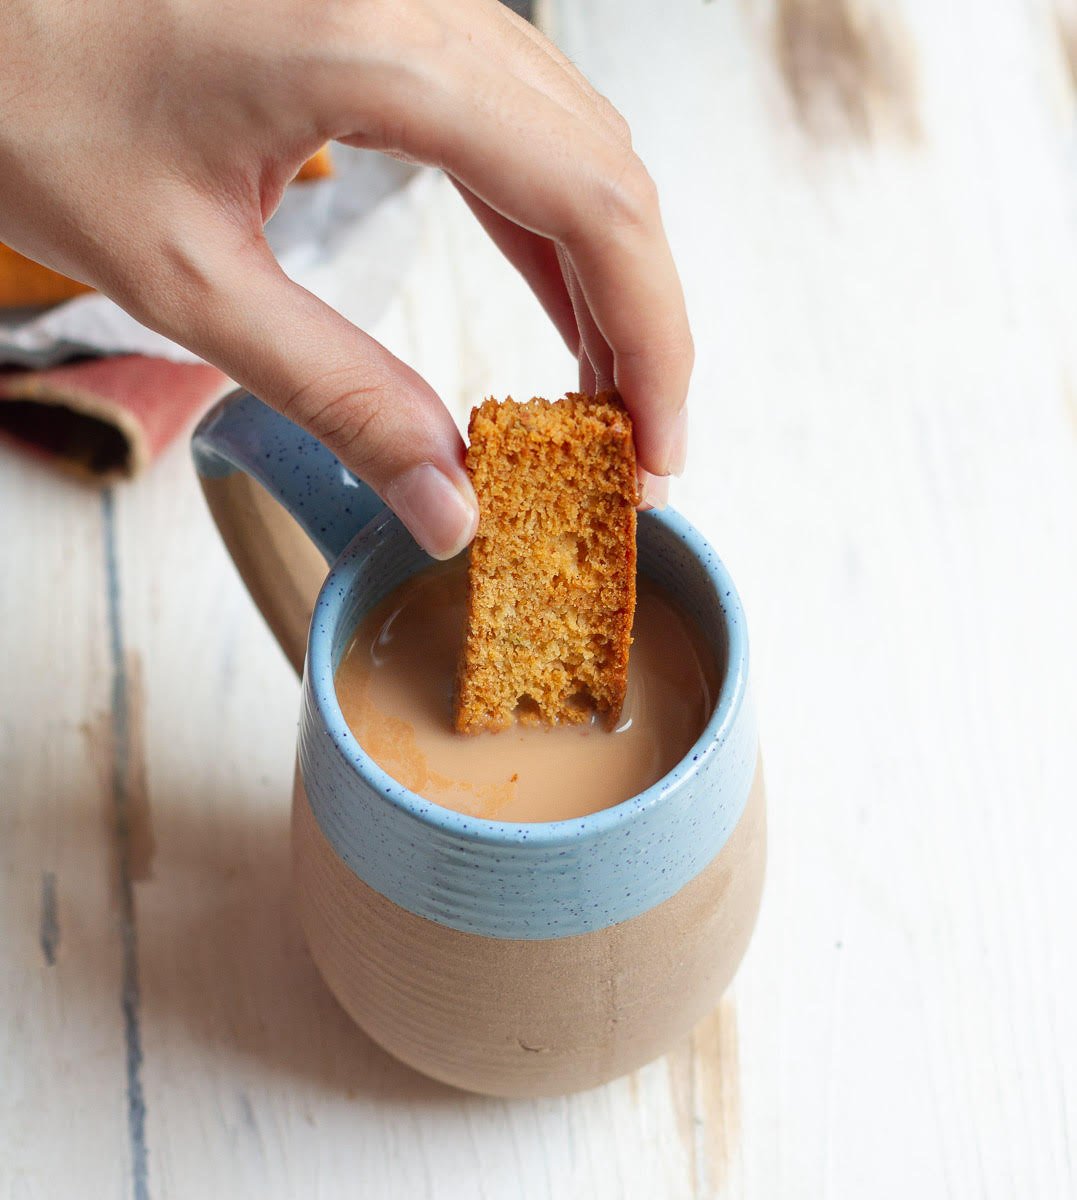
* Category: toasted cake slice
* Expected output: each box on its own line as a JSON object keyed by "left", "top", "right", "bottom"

{"left": 454, "top": 392, "right": 637, "bottom": 734}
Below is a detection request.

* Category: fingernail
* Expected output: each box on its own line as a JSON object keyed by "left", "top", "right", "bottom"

{"left": 386, "top": 464, "right": 478, "bottom": 560}
{"left": 639, "top": 471, "right": 669, "bottom": 511}
{"left": 667, "top": 406, "right": 688, "bottom": 476}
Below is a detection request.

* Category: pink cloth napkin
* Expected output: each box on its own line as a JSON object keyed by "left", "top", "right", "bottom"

{"left": 0, "top": 355, "right": 230, "bottom": 483}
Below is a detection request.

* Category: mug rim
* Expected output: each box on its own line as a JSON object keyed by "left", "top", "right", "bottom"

{"left": 305, "top": 506, "right": 750, "bottom": 847}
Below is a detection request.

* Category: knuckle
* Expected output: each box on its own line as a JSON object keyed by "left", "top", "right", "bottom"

{"left": 283, "top": 371, "right": 397, "bottom": 479}
{"left": 619, "top": 322, "right": 694, "bottom": 376}
{"left": 594, "top": 154, "right": 659, "bottom": 234}
{"left": 335, "top": 0, "right": 406, "bottom": 44}
{"left": 597, "top": 96, "right": 633, "bottom": 147}
{"left": 317, "top": 4, "right": 452, "bottom": 152}
{"left": 340, "top": 0, "right": 454, "bottom": 67}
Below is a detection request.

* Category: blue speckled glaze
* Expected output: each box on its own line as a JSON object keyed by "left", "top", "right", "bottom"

{"left": 193, "top": 390, "right": 758, "bottom": 941}
{"left": 192, "top": 389, "right": 384, "bottom": 564}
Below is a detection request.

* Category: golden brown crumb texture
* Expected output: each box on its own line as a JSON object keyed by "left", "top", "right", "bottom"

{"left": 454, "top": 392, "right": 637, "bottom": 734}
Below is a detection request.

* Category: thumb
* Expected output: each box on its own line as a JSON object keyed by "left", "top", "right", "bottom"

{"left": 142, "top": 230, "right": 478, "bottom": 560}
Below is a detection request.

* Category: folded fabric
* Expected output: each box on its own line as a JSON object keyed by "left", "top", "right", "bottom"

{"left": 0, "top": 354, "right": 230, "bottom": 483}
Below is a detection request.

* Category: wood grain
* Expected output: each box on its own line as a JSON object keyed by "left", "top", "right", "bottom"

{"left": 0, "top": 461, "right": 131, "bottom": 1198}
{"left": 771, "top": 0, "right": 920, "bottom": 143}
{"left": 1055, "top": 0, "right": 1077, "bottom": 91}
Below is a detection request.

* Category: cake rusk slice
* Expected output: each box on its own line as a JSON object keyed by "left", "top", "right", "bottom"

{"left": 454, "top": 392, "right": 638, "bottom": 734}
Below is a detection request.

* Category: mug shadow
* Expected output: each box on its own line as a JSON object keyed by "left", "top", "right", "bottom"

{"left": 130, "top": 781, "right": 490, "bottom": 1110}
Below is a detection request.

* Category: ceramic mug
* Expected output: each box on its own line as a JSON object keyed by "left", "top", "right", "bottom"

{"left": 192, "top": 389, "right": 765, "bottom": 1098}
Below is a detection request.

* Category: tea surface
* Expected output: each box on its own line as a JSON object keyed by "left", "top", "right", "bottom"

{"left": 335, "top": 562, "right": 717, "bottom": 823}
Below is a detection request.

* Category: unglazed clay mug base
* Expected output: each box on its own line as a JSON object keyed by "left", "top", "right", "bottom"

{"left": 192, "top": 390, "right": 766, "bottom": 1098}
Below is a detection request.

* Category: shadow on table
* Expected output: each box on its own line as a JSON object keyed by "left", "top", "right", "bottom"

{"left": 128, "top": 782, "right": 488, "bottom": 1110}
{"left": 13, "top": 739, "right": 737, "bottom": 1190}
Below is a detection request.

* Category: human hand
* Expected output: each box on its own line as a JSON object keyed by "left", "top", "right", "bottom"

{"left": 0, "top": 0, "right": 692, "bottom": 556}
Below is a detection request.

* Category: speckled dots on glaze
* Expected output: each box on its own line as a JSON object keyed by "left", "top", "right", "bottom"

{"left": 194, "top": 390, "right": 759, "bottom": 942}
{"left": 192, "top": 389, "right": 385, "bottom": 563}
{"left": 300, "top": 507, "right": 757, "bottom": 942}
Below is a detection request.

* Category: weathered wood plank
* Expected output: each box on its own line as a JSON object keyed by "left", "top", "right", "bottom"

{"left": 0, "top": 459, "right": 134, "bottom": 1197}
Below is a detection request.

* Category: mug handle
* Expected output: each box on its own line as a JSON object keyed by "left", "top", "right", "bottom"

{"left": 191, "top": 388, "right": 386, "bottom": 675}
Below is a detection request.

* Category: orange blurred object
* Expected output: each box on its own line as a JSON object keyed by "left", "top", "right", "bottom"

{"left": 0, "top": 146, "right": 334, "bottom": 309}
{"left": 0, "top": 244, "right": 93, "bottom": 308}
{"left": 293, "top": 145, "right": 333, "bottom": 181}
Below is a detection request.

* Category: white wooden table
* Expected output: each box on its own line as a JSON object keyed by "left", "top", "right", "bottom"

{"left": 2, "top": 3, "right": 1075, "bottom": 1196}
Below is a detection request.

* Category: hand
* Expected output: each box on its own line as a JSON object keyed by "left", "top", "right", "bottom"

{"left": 0, "top": 0, "right": 693, "bottom": 556}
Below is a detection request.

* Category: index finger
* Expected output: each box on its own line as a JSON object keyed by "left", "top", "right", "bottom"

{"left": 336, "top": 50, "right": 692, "bottom": 476}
